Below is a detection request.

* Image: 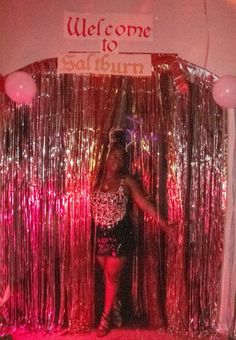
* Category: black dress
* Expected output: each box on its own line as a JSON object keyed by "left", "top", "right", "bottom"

{"left": 91, "top": 180, "right": 135, "bottom": 257}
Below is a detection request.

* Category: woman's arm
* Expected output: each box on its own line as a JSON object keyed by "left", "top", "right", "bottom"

{"left": 0, "top": 285, "right": 10, "bottom": 307}
{"left": 124, "top": 176, "right": 174, "bottom": 232}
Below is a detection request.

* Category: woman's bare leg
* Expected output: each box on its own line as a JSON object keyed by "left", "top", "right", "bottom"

{"left": 96, "top": 255, "right": 127, "bottom": 335}
{"left": 102, "top": 256, "right": 127, "bottom": 316}
{"left": 97, "top": 256, "right": 106, "bottom": 271}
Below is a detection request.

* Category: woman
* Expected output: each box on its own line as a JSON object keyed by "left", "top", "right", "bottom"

{"left": 91, "top": 142, "right": 176, "bottom": 337}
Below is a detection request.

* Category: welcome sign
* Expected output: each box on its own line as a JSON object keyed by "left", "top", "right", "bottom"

{"left": 57, "top": 53, "right": 152, "bottom": 76}
{"left": 60, "top": 12, "right": 153, "bottom": 76}
{"left": 64, "top": 12, "right": 153, "bottom": 53}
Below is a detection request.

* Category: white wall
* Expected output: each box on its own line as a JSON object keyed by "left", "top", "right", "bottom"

{"left": 0, "top": 0, "right": 236, "bottom": 76}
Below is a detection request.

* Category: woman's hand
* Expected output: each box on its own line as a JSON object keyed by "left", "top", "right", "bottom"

{"left": 124, "top": 176, "right": 180, "bottom": 234}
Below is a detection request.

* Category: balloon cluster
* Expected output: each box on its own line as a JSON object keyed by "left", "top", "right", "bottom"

{"left": 4, "top": 71, "right": 37, "bottom": 104}
{"left": 213, "top": 75, "right": 236, "bottom": 108}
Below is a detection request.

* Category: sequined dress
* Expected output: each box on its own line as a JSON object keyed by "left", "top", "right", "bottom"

{"left": 91, "top": 179, "right": 134, "bottom": 257}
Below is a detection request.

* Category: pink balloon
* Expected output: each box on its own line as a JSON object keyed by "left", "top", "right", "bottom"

{"left": 5, "top": 71, "right": 37, "bottom": 104}
{"left": 212, "top": 75, "right": 236, "bottom": 108}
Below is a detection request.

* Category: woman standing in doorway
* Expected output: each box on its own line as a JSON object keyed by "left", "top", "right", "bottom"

{"left": 91, "top": 135, "right": 177, "bottom": 337}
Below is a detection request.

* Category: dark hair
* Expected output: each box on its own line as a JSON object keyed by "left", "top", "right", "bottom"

{"left": 93, "top": 129, "right": 130, "bottom": 189}
{"left": 109, "top": 129, "right": 126, "bottom": 148}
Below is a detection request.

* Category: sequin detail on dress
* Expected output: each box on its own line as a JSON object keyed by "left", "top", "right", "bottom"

{"left": 91, "top": 180, "right": 128, "bottom": 227}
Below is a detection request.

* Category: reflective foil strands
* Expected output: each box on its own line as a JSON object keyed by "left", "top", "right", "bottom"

{"left": 0, "top": 56, "right": 227, "bottom": 337}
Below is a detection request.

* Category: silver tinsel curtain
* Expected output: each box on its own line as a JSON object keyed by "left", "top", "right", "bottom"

{"left": 0, "top": 54, "right": 226, "bottom": 337}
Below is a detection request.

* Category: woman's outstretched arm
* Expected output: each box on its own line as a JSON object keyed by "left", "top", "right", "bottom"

{"left": 124, "top": 176, "right": 176, "bottom": 232}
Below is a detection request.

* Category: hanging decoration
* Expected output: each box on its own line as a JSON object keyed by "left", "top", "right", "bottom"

{"left": 212, "top": 75, "right": 236, "bottom": 108}
{"left": 4, "top": 71, "right": 37, "bottom": 104}
{"left": 0, "top": 74, "right": 5, "bottom": 93}
{"left": 0, "top": 55, "right": 227, "bottom": 338}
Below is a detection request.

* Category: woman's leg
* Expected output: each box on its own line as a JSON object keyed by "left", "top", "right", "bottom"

{"left": 102, "top": 256, "right": 127, "bottom": 316}
{"left": 97, "top": 256, "right": 106, "bottom": 271}
{"left": 96, "top": 256, "right": 127, "bottom": 336}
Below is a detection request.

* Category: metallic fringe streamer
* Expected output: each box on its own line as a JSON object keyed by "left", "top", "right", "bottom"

{"left": 0, "top": 55, "right": 226, "bottom": 337}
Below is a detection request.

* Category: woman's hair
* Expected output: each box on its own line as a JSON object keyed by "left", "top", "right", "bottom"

{"left": 109, "top": 129, "right": 126, "bottom": 148}
{"left": 108, "top": 128, "right": 129, "bottom": 175}
{"left": 93, "top": 128, "right": 129, "bottom": 189}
